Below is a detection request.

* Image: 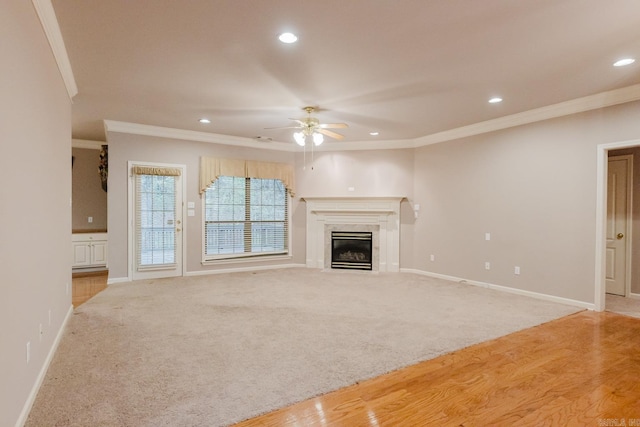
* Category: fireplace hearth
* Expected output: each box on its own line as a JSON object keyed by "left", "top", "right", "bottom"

{"left": 331, "top": 231, "right": 373, "bottom": 270}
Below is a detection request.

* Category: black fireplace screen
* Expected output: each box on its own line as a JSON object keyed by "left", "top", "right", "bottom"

{"left": 331, "top": 231, "right": 372, "bottom": 270}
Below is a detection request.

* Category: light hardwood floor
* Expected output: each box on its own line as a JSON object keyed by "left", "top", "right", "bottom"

{"left": 235, "top": 310, "right": 640, "bottom": 426}
{"left": 72, "top": 270, "right": 107, "bottom": 307}
{"left": 71, "top": 274, "right": 640, "bottom": 425}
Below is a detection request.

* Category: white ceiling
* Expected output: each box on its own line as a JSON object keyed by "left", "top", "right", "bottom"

{"left": 52, "top": 0, "right": 640, "bottom": 146}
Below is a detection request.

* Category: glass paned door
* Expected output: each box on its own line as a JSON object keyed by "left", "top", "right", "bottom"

{"left": 132, "top": 166, "right": 183, "bottom": 280}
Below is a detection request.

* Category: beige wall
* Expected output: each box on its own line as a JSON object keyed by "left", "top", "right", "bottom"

{"left": 0, "top": 2, "right": 73, "bottom": 426}
{"left": 412, "top": 101, "right": 640, "bottom": 304}
{"left": 293, "top": 149, "right": 416, "bottom": 266}
{"left": 106, "top": 100, "right": 640, "bottom": 305}
{"left": 105, "top": 133, "right": 417, "bottom": 280}
{"left": 72, "top": 147, "right": 108, "bottom": 231}
{"left": 106, "top": 133, "right": 297, "bottom": 279}
{"left": 609, "top": 146, "right": 640, "bottom": 294}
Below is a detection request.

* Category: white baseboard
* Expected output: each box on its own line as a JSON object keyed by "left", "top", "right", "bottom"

{"left": 401, "top": 268, "right": 595, "bottom": 310}
{"left": 107, "top": 277, "right": 130, "bottom": 284}
{"left": 626, "top": 292, "right": 640, "bottom": 300}
{"left": 185, "top": 263, "right": 307, "bottom": 277}
{"left": 15, "top": 304, "right": 74, "bottom": 427}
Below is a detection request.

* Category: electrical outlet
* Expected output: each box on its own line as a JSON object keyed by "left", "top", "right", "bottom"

{"left": 485, "top": 262, "right": 491, "bottom": 270}
{"left": 430, "top": 254, "right": 435, "bottom": 262}
{"left": 26, "top": 342, "right": 30, "bottom": 364}
{"left": 485, "top": 233, "right": 491, "bottom": 241}
{"left": 88, "top": 216, "right": 93, "bottom": 223}
{"left": 515, "top": 266, "right": 521, "bottom": 275}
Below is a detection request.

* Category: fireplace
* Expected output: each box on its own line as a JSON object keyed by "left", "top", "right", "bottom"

{"left": 331, "top": 231, "right": 373, "bottom": 270}
{"left": 302, "top": 197, "right": 403, "bottom": 272}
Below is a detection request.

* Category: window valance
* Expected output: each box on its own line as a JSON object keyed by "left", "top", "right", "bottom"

{"left": 131, "top": 166, "right": 182, "bottom": 176}
{"left": 199, "top": 157, "right": 295, "bottom": 196}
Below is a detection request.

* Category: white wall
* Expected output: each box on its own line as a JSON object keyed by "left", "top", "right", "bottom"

{"left": 0, "top": 2, "right": 73, "bottom": 426}
{"left": 412, "top": 102, "right": 640, "bottom": 304}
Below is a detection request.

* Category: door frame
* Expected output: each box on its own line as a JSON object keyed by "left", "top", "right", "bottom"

{"left": 127, "top": 160, "right": 187, "bottom": 281}
{"left": 595, "top": 140, "right": 637, "bottom": 310}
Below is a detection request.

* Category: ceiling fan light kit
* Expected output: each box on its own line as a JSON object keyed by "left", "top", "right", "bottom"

{"left": 293, "top": 131, "right": 306, "bottom": 146}
{"left": 267, "top": 106, "right": 348, "bottom": 146}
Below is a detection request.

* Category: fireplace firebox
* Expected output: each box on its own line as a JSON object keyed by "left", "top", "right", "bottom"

{"left": 331, "top": 231, "right": 373, "bottom": 270}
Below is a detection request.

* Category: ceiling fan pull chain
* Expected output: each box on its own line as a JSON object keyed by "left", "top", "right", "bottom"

{"left": 311, "top": 139, "right": 315, "bottom": 170}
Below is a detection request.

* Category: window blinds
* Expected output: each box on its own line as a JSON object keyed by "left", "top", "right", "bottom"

{"left": 203, "top": 177, "right": 288, "bottom": 258}
{"left": 134, "top": 167, "right": 178, "bottom": 270}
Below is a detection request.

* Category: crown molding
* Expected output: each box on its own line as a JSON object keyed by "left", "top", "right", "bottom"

{"left": 312, "top": 139, "right": 417, "bottom": 152}
{"left": 104, "top": 84, "right": 640, "bottom": 153}
{"left": 104, "top": 120, "right": 416, "bottom": 153}
{"left": 104, "top": 120, "right": 296, "bottom": 152}
{"left": 72, "top": 139, "right": 104, "bottom": 149}
{"left": 32, "top": 0, "right": 78, "bottom": 99}
{"left": 413, "top": 83, "right": 640, "bottom": 147}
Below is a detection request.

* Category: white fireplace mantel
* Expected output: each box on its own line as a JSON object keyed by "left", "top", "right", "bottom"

{"left": 301, "top": 197, "right": 404, "bottom": 272}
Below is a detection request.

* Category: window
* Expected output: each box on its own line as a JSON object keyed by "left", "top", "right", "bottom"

{"left": 135, "top": 174, "right": 177, "bottom": 268}
{"left": 204, "top": 176, "right": 288, "bottom": 259}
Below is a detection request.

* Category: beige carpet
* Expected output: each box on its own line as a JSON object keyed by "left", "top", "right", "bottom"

{"left": 606, "top": 293, "right": 640, "bottom": 319}
{"left": 26, "top": 269, "right": 581, "bottom": 426}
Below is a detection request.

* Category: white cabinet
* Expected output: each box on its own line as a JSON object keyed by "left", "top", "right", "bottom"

{"left": 72, "top": 233, "right": 108, "bottom": 269}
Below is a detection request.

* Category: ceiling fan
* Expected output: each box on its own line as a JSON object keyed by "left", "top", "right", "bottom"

{"left": 267, "top": 106, "right": 348, "bottom": 146}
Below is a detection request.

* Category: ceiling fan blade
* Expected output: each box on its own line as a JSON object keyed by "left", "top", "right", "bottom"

{"left": 264, "top": 125, "right": 302, "bottom": 130}
{"left": 319, "top": 123, "right": 348, "bottom": 129}
{"left": 317, "top": 128, "right": 344, "bottom": 140}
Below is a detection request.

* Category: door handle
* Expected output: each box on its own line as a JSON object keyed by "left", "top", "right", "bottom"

{"left": 617, "top": 233, "right": 624, "bottom": 239}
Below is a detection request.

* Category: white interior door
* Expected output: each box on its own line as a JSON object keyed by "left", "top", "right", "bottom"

{"left": 130, "top": 163, "right": 184, "bottom": 280}
{"left": 605, "top": 155, "right": 632, "bottom": 296}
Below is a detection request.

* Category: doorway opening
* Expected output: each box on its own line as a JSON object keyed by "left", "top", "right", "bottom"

{"left": 596, "top": 140, "right": 640, "bottom": 313}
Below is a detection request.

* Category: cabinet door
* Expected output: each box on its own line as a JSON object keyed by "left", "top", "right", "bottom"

{"left": 91, "top": 241, "right": 108, "bottom": 266}
{"left": 72, "top": 242, "right": 91, "bottom": 267}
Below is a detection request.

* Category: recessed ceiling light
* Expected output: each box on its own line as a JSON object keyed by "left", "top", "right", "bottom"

{"left": 613, "top": 58, "right": 635, "bottom": 67}
{"left": 369, "top": 132, "right": 379, "bottom": 136}
{"left": 488, "top": 97, "right": 503, "bottom": 104}
{"left": 278, "top": 32, "right": 298, "bottom": 44}
{"left": 199, "top": 118, "right": 211, "bottom": 124}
